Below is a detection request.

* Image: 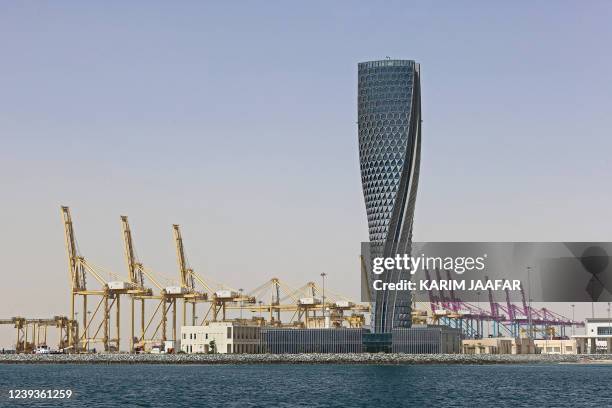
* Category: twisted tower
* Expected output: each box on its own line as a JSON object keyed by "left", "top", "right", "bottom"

{"left": 358, "top": 59, "right": 422, "bottom": 332}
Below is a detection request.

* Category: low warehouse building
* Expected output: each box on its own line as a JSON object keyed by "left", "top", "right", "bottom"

{"left": 534, "top": 339, "right": 576, "bottom": 355}
{"left": 392, "top": 325, "right": 461, "bottom": 354}
{"left": 260, "top": 328, "right": 366, "bottom": 354}
{"left": 508, "top": 337, "right": 536, "bottom": 354}
{"left": 181, "top": 324, "right": 462, "bottom": 355}
{"left": 462, "top": 337, "right": 536, "bottom": 354}
{"left": 462, "top": 338, "right": 513, "bottom": 354}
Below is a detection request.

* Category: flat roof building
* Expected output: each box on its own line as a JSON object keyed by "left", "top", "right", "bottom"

{"left": 573, "top": 318, "right": 612, "bottom": 354}
{"left": 393, "top": 325, "right": 461, "bottom": 354}
{"left": 534, "top": 339, "right": 576, "bottom": 355}
{"left": 461, "top": 337, "right": 540, "bottom": 354}
{"left": 462, "top": 338, "right": 513, "bottom": 355}
{"left": 180, "top": 322, "right": 261, "bottom": 354}
{"left": 260, "top": 328, "right": 366, "bottom": 354}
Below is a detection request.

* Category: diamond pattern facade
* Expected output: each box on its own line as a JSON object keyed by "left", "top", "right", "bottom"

{"left": 358, "top": 59, "right": 422, "bottom": 332}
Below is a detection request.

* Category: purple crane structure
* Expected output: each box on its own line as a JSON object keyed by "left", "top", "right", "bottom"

{"left": 421, "top": 269, "right": 504, "bottom": 338}
{"left": 421, "top": 270, "right": 583, "bottom": 339}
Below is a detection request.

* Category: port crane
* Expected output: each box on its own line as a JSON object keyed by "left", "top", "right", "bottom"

{"left": 172, "top": 224, "right": 255, "bottom": 324}
{"left": 61, "top": 206, "right": 151, "bottom": 352}
{"left": 121, "top": 216, "right": 207, "bottom": 352}
{"left": 246, "top": 278, "right": 289, "bottom": 324}
{"left": 3, "top": 207, "right": 375, "bottom": 353}
{"left": 288, "top": 281, "right": 369, "bottom": 328}
{"left": 0, "top": 316, "right": 71, "bottom": 353}
{"left": 228, "top": 278, "right": 305, "bottom": 326}
{"left": 421, "top": 268, "right": 583, "bottom": 339}
{"left": 228, "top": 278, "right": 369, "bottom": 328}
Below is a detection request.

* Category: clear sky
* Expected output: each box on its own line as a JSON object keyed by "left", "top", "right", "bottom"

{"left": 1, "top": 2, "right": 611, "bottom": 346}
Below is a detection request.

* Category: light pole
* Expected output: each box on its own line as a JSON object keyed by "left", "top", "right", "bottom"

{"left": 476, "top": 290, "right": 482, "bottom": 338}
{"left": 320, "top": 273, "right": 327, "bottom": 327}
{"left": 571, "top": 304, "right": 575, "bottom": 336}
{"left": 87, "top": 310, "right": 92, "bottom": 352}
{"left": 527, "top": 266, "right": 533, "bottom": 339}
{"left": 239, "top": 288, "right": 244, "bottom": 320}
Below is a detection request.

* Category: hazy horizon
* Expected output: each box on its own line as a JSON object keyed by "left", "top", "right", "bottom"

{"left": 1, "top": 1, "right": 612, "bottom": 347}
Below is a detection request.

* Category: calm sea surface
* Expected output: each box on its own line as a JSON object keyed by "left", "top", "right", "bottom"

{"left": 0, "top": 363, "right": 609, "bottom": 407}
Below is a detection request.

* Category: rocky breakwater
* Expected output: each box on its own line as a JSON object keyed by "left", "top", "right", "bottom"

{"left": 2, "top": 353, "right": 609, "bottom": 365}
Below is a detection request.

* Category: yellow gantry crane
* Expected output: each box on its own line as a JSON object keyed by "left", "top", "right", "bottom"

{"left": 171, "top": 224, "right": 209, "bottom": 327}
{"left": 0, "top": 317, "right": 71, "bottom": 353}
{"left": 226, "top": 278, "right": 369, "bottom": 328}
{"left": 61, "top": 206, "right": 151, "bottom": 352}
{"left": 234, "top": 278, "right": 302, "bottom": 325}
{"left": 58, "top": 207, "right": 369, "bottom": 353}
{"left": 172, "top": 224, "right": 255, "bottom": 323}
{"left": 121, "top": 216, "right": 207, "bottom": 352}
{"left": 121, "top": 215, "right": 164, "bottom": 352}
{"left": 309, "top": 281, "right": 369, "bottom": 326}
{"left": 277, "top": 281, "right": 369, "bottom": 328}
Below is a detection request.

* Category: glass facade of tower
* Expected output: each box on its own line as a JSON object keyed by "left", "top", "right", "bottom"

{"left": 358, "top": 59, "right": 422, "bottom": 333}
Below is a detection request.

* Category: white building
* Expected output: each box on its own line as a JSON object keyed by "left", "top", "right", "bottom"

{"left": 584, "top": 317, "right": 612, "bottom": 337}
{"left": 180, "top": 322, "right": 261, "bottom": 354}
{"left": 573, "top": 318, "right": 612, "bottom": 354}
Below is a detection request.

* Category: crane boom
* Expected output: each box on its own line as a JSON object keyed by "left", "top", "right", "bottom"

{"left": 172, "top": 224, "right": 194, "bottom": 291}
{"left": 61, "top": 206, "right": 85, "bottom": 291}
{"left": 121, "top": 216, "right": 144, "bottom": 288}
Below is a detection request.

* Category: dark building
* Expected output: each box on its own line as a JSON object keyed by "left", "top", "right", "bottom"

{"left": 260, "top": 328, "right": 366, "bottom": 354}
{"left": 392, "top": 326, "right": 461, "bottom": 354}
{"left": 358, "top": 59, "right": 422, "bottom": 333}
{"left": 258, "top": 326, "right": 460, "bottom": 354}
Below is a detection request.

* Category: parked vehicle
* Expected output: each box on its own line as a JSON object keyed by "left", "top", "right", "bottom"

{"left": 34, "top": 345, "right": 51, "bottom": 354}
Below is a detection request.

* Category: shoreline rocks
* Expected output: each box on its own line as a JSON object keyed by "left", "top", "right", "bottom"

{"left": 1, "top": 353, "right": 611, "bottom": 365}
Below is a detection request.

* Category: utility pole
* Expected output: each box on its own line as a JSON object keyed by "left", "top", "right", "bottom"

{"left": 527, "top": 266, "right": 533, "bottom": 339}
{"left": 239, "top": 288, "right": 244, "bottom": 320}
{"left": 87, "top": 310, "right": 91, "bottom": 352}
{"left": 321, "top": 273, "right": 327, "bottom": 328}
{"left": 571, "top": 304, "right": 575, "bottom": 336}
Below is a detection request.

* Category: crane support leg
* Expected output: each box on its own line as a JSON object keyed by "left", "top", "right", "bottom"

{"left": 116, "top": 295, "right": 121, "bottom": 351}
{"left": 104, "top": 295, "right": 109, "bottom": 352}
{"left": 141, "top": 299, "right": 145, "bottom": 341}
{"left": 83, "top": 295, "right": 87, "bottom": 351}
{"left": 172, "top": 300, "right": 177, "bottom": 343}
{"left": 131, "top": 297, "right": 135, "bottom": 353}
{"left": 162, "top": 298, "right": 167, "bottom": 343}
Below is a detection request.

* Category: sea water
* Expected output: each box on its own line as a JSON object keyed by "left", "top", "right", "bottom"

{"left": 0, "top": 363, "right": 609, "bottom": 407}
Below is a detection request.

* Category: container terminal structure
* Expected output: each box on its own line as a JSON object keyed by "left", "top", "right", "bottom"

{"left": 421, "top": 269, "right": 583, "bottom": 339}
{"left": 0, "top": 205, "right": 583, "bottom": 353}
{"left": 1, "top": 206, "right": 370, "bottom": 353}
